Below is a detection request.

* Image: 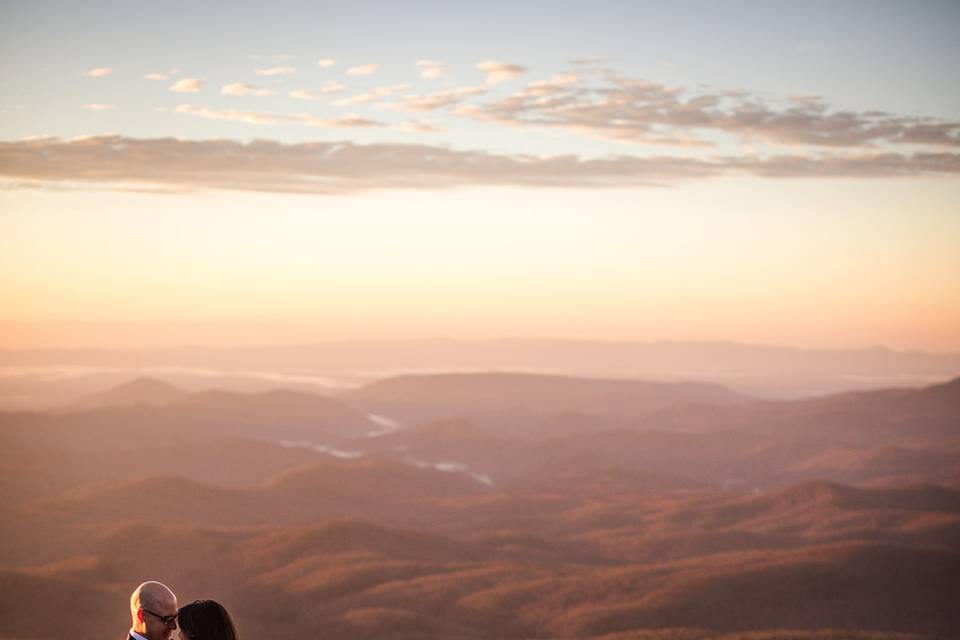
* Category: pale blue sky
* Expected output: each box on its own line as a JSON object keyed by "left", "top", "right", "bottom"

{"left": 2, "top": 0, "right": 959, "bottom": 146}
{"left": 1, "top": 1, "right": 959, "bottom": 351}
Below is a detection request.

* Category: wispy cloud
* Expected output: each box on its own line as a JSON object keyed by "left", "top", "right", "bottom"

{"left": 331, "top": 94, "right": 376, "bottom": 107}
{"left": 382, "top": 86, "right": 486, "bottom": 112}
{"left": 83, "top": 67, "right": 112, "bottom": 77}
{"left": 174, "top": 105, "right": 274, "bottom": 125}
{"left": 146, "top": 67, "right": 180, "bottom": 81}
{"left": 396, "top": 119, "right": 443, "bottom": 133}
{"left": 476, "top": 60, "right": 527, "bottom": 84}
{"left": 289, "top": 90, "right": 321, "bottom": 101}
{"left": 289, "top": 81, "right": 346, "bottom": 100}
{"left": 457, "top": 72, "right": 960, "bottom": 149}
{"left": 169, "top": 78, "right": 205, "bottom": 93}
{"left": 322, "top": 81, "right": 347, "bottom": 93}
{"left": 221, "top": 82, "right": 276, "bottom": 96}
{"left": 525, "top": 73, "right": 580, "bottom": 95}
{"left": 332, "top": 84, "right": 411, "bottom": 107}
{"left": 288, "top": 90, "right": 321, "bottom": 101}
{"left": 317, "top": 58, "right": 337, "bottom": 68}
{"left": 329, "top": 114, "right": 381, "bottom": 128}
{"left": 172, "top": 105, "right": 382, "bottom": 129}
{"left": 80, "top": 104, "right": 115, "bottom": 111}
{"left": 3, "top": 136, "right": 957, "bottom": 196}
{"left": 254, "top": 66, "right": 297, "bottom": 76}
{"left": 346, "top": 64, "right": 378, "bottom": 76}
{"left": 417, "top": 60, "right": 446, "bottom": 79}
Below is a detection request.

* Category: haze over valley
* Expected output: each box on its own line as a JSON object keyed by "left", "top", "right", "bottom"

{"left": 2, "top": 364, "right": 959, "bottom": 639}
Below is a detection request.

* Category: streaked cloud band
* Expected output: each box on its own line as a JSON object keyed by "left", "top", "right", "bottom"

{"left": 2, "top": 136, "right": 957, "bottom": 196}
{"left": 460, "top": 73, "right": 960, "bottom": 149}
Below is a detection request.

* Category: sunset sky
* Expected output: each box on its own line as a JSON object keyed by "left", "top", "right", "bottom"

{"left": 1, "top": 1, "right": 958, "bottom": 351}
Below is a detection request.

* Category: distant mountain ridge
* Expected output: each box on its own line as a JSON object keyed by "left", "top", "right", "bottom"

{"left": 4, "top": 372, "right": 959, "bottom": 493}
{"left": 3, "top": 338, "right": 959, "bottom": 399}
{"left": 344, "top": 371, "right": 749, "bottom": 428}
{"left": 2, "top": 385, "right": 378, "bottom": 451}
{"left": 29, "top": 456, "right": 488, "bottom": 527}
{"left": 64, "top": 376, "right": 186, "bottom": 412}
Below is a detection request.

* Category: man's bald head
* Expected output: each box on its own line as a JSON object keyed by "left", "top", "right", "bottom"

{"left": 129, "top": 581, "right": 178, "bottom": 640}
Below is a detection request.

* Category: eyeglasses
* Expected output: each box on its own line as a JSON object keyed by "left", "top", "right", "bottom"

{"left": 142, "top": 609, "right": 178, "bottom": 627}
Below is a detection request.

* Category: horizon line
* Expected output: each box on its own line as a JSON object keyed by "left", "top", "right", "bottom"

{"left": 1, "top": 336, "right": 959, "bottom": 357}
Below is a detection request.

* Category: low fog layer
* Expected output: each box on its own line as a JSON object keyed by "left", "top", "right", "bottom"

{"left": 2, "top": 339, "right": 959, "bottom": 411}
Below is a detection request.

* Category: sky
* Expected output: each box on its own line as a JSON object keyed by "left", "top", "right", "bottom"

{"left": 1, "top": 0, "right": 959, "bottom": 351}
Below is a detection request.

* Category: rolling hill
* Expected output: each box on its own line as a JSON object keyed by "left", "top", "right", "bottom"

{"left": 2, "top": 374, "right": 959, "bottom": 639}
{"left": 63, "top": 377, "right": 188, "bottom": 412}
{"left": 343, "top": 372, "right": 750, "bottom": 431}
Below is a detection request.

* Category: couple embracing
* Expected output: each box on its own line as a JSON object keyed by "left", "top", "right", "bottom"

{"left": 128, "top": 581, "right": 237, "bottom": 640}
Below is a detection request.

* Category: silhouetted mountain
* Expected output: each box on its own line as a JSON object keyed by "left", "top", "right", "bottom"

{"left": 1, "top": 387, "right": 377, "bottom": 451}
{"left": 0, "top": 569, "right": 118, "bottom": 639}
{"left": 532, "top": 542, "right": 959, "bottom": 638}
{"left": 248, "top": 519, "right": 489, "bottom": 565}
{"left": 668, "top": 481, "right": 960, "bottom": 533}
{"left": 29, "top": 456, "right": 486, "bottom": 527}
{"left": 63, "top": 377, "right": 186, "bottom": 412}
{"left": 345, "top": 372, "right": 749, "bottom": 431}
{"left": 0, "top": 436, "right": 333, "bottom": 516}
{"left": 642, "top": 375, "right": 960, "bottom": 447}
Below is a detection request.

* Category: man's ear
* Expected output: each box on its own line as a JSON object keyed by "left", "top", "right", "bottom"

{"left": 137, "top": 608, "right": 145, "bottom": 624}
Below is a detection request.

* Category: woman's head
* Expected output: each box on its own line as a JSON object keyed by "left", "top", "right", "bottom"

{"left": 176, "top": 600, "right": 238, "bottom": 640}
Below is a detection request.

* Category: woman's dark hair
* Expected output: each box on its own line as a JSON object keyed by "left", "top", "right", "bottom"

{"left": 177, "top": 600, "right": 238, "bottom": 640}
